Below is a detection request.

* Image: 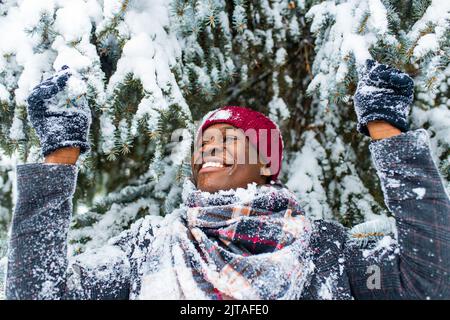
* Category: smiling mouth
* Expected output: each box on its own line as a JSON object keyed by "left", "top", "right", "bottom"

{"left": 198, "top": 161, "right": 232, "bottom": 174}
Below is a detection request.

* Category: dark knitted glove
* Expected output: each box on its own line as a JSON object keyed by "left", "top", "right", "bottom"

{"left": 353, "top": 59, "right": 414, "bottom": 136}
{"left": 27, "top": 65, "right": 91, "bottom": 157}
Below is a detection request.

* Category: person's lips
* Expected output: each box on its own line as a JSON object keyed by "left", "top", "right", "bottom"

{"left": 198, "top": 158, "right": 233, "bottom": 175}
{"left": 199, "top": 163, "right": 226, "bottom": 174}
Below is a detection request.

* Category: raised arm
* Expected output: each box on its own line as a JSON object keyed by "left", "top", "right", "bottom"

{"left": 6, "top": 67, "right": 130, "bottom": 299}
{"left": 346, "top": 60, "right": 450, "bottom": 299}
{"left": 370, "top": 128, "right": 449, "bottom": 298}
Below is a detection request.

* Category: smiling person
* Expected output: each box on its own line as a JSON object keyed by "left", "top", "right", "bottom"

{"left": 5, "top": 61, "right": 450, "bottom": 300}
{"left": 191, "top": 111, "right": 282, "bottom": 193}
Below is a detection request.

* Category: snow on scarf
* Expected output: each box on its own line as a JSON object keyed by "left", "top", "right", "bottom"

{"left": 138, "top": 180, "right": 314, "bottom": 300}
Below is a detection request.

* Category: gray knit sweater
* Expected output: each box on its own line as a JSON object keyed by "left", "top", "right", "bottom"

{"left": 5, "top": 129, "right": 450, "bottom": 299}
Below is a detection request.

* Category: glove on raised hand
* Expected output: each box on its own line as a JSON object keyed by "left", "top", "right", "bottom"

{"left": 27, "top": 65, "right": 91, "bottom": 157}
{"left": 353, "top": 59, "right": 414, "bottom": 136}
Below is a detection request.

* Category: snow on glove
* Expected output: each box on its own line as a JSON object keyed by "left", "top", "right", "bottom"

{"left": 353, "top": 59, "right": 414, "bottom": 136}
{"left": 27, "top": 65, "right": 92, "bottom": 157}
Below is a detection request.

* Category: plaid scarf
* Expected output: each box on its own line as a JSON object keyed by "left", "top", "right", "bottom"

{"left": 138, "top": 180, "right": 314, "bottom": 300}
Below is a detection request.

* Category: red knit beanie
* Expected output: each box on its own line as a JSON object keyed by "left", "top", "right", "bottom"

{"left": 198, "top": 106, "right": 283, "bottom": 180}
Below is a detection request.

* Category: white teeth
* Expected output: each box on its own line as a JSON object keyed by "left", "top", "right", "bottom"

{"left": 202, "top": 161, "right": 224, "bottom": 169}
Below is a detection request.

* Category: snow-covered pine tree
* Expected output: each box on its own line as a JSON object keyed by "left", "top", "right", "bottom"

{"left": 0, "top": 0, "right": 448, "bottom": 260}
{"left": 300, "top": 0, "right": 450, "bottom": 225}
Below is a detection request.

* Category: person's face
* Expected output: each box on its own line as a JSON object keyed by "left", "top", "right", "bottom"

{"left": 191, "top": 123, "right": 270, "bottom": 193}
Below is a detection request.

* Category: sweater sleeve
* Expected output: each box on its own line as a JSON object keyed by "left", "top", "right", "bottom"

{"left": 347, "top": 129, "right": 450, "bottom": 299}
{"left": 5, "top": 163, "right": 130, "bottom": 300}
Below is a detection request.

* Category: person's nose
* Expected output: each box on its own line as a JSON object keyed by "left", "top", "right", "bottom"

{"left": 201, "top": 140, "right": 223, "bottom": 158}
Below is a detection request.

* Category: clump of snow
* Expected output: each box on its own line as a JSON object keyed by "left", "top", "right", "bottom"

{"left": 99, "top": 114, "right": 116, "bottom": 154}
{"left": 269, "top": 96, "right": 290, "bottom": 123}
{"left": 0, "top": 84, "right": 9, "bottom": 101}
{"left": 54, "top": 1, "right": 92, "bottom": 43}
{"left": 318, "top": 274, "right": 338, "bottom": 300}
{"left": 186, "top": 181, "right": 261, "bottom": 206}
{"left": 341, "top": 33, "right": 373, "bottom": 65}
{"left": 208, "top": 109, "right": 232, "bottom": 121}
{"left": 412, "top": 187, "right": 426, "bottom": 200}
{"left": 413, "top": 34, "right": 439, "bottom": 59}
{"left": 169, "top": 128, "right": 192, "bottom": 166}
{"left": 72, "top": 245, "right": 129, "bottom": 275}
{"left": 367, "top": 0, "right": 388, "bottom": 34}
{"left": 9, "top": 115, "right": 25, "bottom": 140}
{"left": 103, "top": 0, "right": 124, "bottom": 20}
{"left": 234, "top": 182, "right": 259, "bottom": 202}
{"left": 275, "top": 48, "right": 287, "bottom": 65}
{"left": 362, "top": 235, "right": 397, "bottom": 259}
{"left": 66, "top": 72, "right": 88, "bottom": 98}
{"left": 385, "top": 177, "right": 402, "bottom": 188}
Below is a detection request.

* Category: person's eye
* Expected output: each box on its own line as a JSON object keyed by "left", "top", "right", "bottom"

{"left": 199, "top": 137, "right": 213, "bottom": 147}
{"left": 224, "top": 135, "right": 238, "bottom": 143}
